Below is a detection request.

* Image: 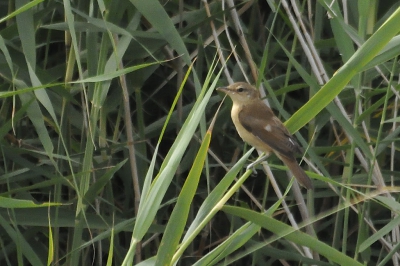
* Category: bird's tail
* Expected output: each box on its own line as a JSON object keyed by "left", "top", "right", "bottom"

{"left": 279, "top": 155, "right": 313, "bottom": 189}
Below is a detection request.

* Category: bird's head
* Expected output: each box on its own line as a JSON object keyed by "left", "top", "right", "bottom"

{"left": 217, "top": 82, "right": 261, "bottom": 104}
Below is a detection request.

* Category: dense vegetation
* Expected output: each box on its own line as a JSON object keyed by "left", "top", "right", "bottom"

{"left": 1, "top": 0, "right": 400, "bottom": 265}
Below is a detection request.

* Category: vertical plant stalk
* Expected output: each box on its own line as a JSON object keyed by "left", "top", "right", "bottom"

{"left": 390, "top": 76, "right": 399, "bottom": 260}
{"left": 288, "top": 0, "right": 386, "bottom": 187}
{"left": 367, "top": 59, "right": 399, "bottom": 264}
{"left": 203, "top": 0, "right": 233, "bottom": 84}
{"left": 225, "top": 0, "right": 258, "bottom": 82}
{"left": 116, "top": 37, "right": 141, "bottom": 262}
{"left": 150, "top": 1, "right": 252, "bottom": 96}
{"left": 57, "top": 13, "right": 77, "bottom": 265}
{"left": 282, "top": 0, "right": 391, "bottom": 256}
{"left": 177, "top": 0, "right": 184, "bottom": 125}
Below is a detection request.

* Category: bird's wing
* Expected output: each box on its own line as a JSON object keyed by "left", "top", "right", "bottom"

{"left": 238, "top": 101, "right": 302, "bottom": 158}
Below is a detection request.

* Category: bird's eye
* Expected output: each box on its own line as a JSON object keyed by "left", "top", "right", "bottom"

{"left": 237, "top": 87, "right": 244, "bottom": 92}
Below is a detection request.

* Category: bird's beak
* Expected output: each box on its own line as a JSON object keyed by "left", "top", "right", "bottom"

{"left": 216, "top": 87, "right": 229, "bottom": 93}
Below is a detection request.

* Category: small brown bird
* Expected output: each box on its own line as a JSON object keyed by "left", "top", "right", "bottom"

{"left": 217, "top": 82, "right": 313, "bottom": 189}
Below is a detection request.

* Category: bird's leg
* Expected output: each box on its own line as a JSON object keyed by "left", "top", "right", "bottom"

{"left": 246, "top": 154, "right": 268, "bottom": 175}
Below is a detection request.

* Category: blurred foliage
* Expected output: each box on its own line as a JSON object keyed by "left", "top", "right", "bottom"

{"left": 1, "top": 0, "right": 400, "bottom": 265}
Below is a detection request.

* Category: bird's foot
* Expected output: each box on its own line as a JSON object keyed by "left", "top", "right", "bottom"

{"left": 246, "top": 154, "right": 268, "bottom": 175}
{"left": 246, "top": 162, "right": 258, "bottom": 176}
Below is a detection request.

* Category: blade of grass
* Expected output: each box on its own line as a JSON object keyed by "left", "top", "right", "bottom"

{"left": 122, "top": 61, "right": 223, "bottom": 265}
{"left": 288, "top": 5, "right": 400, "bottom": 132}
{"left": 223, "top": 206, "right": 364, "bottom": 266}
{"left": 155, "top": 118, "right": 211, "bottom": 265}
